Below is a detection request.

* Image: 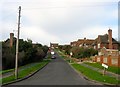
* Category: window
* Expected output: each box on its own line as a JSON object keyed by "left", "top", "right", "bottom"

{"left": 98, "top": 43, "right": 100, "bottom": 48}
{"left": 94, "top": 46, "right": 96, "bottom": 49}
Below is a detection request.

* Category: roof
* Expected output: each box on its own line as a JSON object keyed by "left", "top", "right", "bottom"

{"left": 99, "top": 34, "right": 118, "bottom": 44}
{"left": 77, "top": 39, "right": 95, "bottom": 45}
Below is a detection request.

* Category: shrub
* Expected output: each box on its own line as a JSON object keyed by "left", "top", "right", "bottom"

{"left": 2, "top": 38, "right": 49, "bottom": 70}
{"left": 58, "top": 45, "right": 72, "bottom": 55}
{"left": 71, "top": 47, "right": 98, "bottom": 59}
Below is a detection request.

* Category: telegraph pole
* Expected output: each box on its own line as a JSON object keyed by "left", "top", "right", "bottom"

{"left": 15, "top": 6, "right": 21, "bottom": 79}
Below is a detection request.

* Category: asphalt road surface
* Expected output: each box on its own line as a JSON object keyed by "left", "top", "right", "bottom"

{"left": 10, "top": 53, "right": 103, "bottom": 85}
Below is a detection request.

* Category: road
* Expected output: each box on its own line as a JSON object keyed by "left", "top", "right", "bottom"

{"left": 10, "top": 53, "right": 103, "bottom": 85}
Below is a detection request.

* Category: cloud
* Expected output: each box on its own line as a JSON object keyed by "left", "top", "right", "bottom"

{"left": 0, "top": 0, "right": 118, "bottom": 45}
{"left": 20, "top": 26, "right": 60, "bottom": 45}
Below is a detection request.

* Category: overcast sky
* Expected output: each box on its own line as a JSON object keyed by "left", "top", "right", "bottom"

{"left": 0, "top": 0, "right": 119, "bottom": 46}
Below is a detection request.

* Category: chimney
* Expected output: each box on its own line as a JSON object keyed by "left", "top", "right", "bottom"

{"left": 83, "top": 37, "right": 86, "bottom": 46}
{"left": 10, "top": 33, "right": 14, "bottom": 47}
{"left": 84, "top": 37, "right": 86, "bottom": 40}
{"left": 108, "top": 29, "right": 112, "bottom": 49}
{"left": 84, "top": 37, "right": 86, "bottom": 42}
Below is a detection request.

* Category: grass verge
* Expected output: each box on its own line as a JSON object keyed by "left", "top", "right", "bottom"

{"left": 84, "top": 62, "right": 120, "bottom": 74}
{"left": 71, "top": 63, "right": 120, "bottom": 85}
{"left": 57, "top": 49, "right": 120, "bottom": 85}
{"left": 1, "top": 62, "right": 43, "bottom": 74}
{"left": 2, "top": 59, "right": 50, "bottom": 85}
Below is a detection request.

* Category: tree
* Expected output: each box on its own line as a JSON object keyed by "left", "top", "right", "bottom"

{"left": 27, "top": 38, "right": 32, "bottom": 44}
{"left": 62, "top": 45, "right": 72, "bottom": 55}
{"left": 71, "top": 47, "right": 98, "bottom": 59}
{"left": 42, "top": 45, "right": 49, "bottom": 54}
{"left": 2, "top": 38, "right": 49, "bottom": 70}
{"left": 58, "top": 45, "right": 64, "bottom": 51}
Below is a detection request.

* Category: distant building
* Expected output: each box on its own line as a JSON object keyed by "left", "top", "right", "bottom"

{"left": 70, "top": 38, "right": 95, "bottom": 49}
{"left": 50, "top": 43, "right": 59, "bottom": 49}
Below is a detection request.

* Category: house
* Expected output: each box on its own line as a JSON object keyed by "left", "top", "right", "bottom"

{"left": 93, "top": 29, "right": 120, "bottom": 67}
{"left": 70, "top": 38, "right": 95, "bottom": 49}
{"left": 94, "top": 29, "right": 119, "bottom": 50}
{"left": 50, "top": 43, "right": 59, "bottom": 49}
{"left": 70, "top": 41, "right": 77, "bottom": 47}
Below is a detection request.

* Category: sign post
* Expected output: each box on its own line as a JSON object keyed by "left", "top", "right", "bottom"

{"left": 102, "top": 63, "right": 108, "bottom": 76}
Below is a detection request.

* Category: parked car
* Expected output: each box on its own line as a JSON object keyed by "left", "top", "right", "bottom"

{"left": 51, "top": 54, "right": 56, "bottom": 59}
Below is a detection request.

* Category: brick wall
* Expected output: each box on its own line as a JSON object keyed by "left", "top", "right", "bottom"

{"left": 94, "top": 55, "right": 120, "bottom": 67}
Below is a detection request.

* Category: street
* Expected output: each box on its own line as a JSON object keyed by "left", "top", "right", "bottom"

{"left": 9, "top": 53, "right": 102, "bottom": 85}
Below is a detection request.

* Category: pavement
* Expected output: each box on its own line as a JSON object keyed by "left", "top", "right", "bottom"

{"left": 8, "top": 53, "right": 104, "bottom": 85}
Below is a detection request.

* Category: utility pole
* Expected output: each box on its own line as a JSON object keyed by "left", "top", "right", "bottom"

{"left": 15, "top": 6, "right": 21, "bottom": 79}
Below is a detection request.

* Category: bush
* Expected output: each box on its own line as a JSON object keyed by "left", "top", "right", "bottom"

{"left": 71, "top": 47, "right": 98, "bottom": 59}
{"left": 71, "top": 47, "right": 84, "bottom": 58}
{"left": 2, "top": 47, "right": 15, "bottom": 70}
{"left": 2, "top": 38, "right": 49, "bottom": 70}
{"left": 18, "top": 51, "right": 25, "bottom": 66}
{"left": 58, "top": 45, "right": 72, "bottom": 55}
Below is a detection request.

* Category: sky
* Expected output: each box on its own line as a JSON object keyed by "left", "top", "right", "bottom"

{"left": 0, "top": 0, "right": 119, "bottom": 46}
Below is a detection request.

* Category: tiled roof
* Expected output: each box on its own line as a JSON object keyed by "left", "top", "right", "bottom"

{"left": 99, "top": 34, "right": 118, "bottom": 44}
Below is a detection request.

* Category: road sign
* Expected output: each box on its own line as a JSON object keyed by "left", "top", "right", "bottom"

{"left": 102, "top": 63, "right": 108, "bottom": 69}
{"left": 102, "top": 63, "right": 108, "bottom": 76}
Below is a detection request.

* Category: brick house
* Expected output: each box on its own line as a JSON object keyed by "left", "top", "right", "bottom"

{"left": 94, "top": 29, "right": 119, "bottom": 50}
{"left": 93, "top": 29, "right": 120, "bottom": 67}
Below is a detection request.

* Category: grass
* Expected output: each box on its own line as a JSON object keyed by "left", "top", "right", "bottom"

{"left": 1, "top": 62, "right": 42, "bottom": 74}
{"left": 84, "top": 62, "right": 120, "bottom": 74}
{"left": 2, "top": 59, "right": 50, "bottom": 85}
{"left": 71, "top": 63, "right": 120, "bottom": 84}
{"left": 57, "top": 49, "right": 120, "bottom": 84}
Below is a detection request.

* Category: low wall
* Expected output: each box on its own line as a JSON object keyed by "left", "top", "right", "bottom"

{"left": 94, "top": 55, "right": 120, "bottom": 67}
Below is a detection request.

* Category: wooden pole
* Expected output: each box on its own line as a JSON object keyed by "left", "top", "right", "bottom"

{"left": 103, "top": 67, "right": 106, "bottom": 76}
{"left": 15, "top": 6, "right": 21, "bottom": 79}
